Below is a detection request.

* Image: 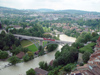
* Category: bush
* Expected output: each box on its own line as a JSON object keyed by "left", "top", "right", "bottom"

{"left": 82, "top": 52, "right": 91, "bottom": 63}
{"left": 0, "top": 51, "right": 8, "bottom": 59}
{"left": 26, "top": 68, "right": 36, "bottom": 75}
{"left": 8, "top": 56, "right": 20, "bottom": 65}
{"left": 79, "top": 43, "right": 95, "bottom": 53}
{"left": 63, "top": 63, "right": 76, "bottom": 72}
{"left": 23, "top": 54, "right": 30, "bottom": 62}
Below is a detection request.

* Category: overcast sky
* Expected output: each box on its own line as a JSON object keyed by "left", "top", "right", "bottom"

{"left": 0, "top": 0, "right": 100, "bottom": 12}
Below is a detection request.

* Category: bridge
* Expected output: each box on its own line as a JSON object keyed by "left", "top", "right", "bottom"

{"left": 13, "top": 34, "right": 73, "bottom": 48}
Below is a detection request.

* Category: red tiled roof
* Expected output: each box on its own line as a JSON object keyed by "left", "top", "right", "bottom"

{"left": 34, "top": 51, "right": 39, "bottom": 55}
{"left": 34, "top": 68, "right": 48, "bottom": 75}
{"left": 16, "top": 52, "right": 25, "bottom": 59}
{"left": 49, "top": 60, "right": 53, "bottom": 66}
{"left": 95, "top": 42, "right": 100, "bottom": 48}
{"left": 97, "top": 36, "right": 100, "bottom": 41}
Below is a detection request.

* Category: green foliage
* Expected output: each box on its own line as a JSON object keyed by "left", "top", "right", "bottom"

{"left": 47, "top": 44, "right": 58, "bottom": 52}
{"left": 48, "top": 66, "right": 62, "bottom": 75}
{"left": 11, "top": 46, "right": 21, "bottom": 55}
{"left": 27, "top": 51, "right": 34, "bottom": 59}
{"left": 3, "top": 46, "right": 9, "bottom": 50}
{"left": 55, "top": 51, "right": 61, "bottom": 59}
{"left": 82, "top": 52, "right": 91, "bottom": 63}
{"left": 38, "top": 49, "right": 45, "bottom": 56}
{"left": 72, "top": 42, "right": 84, "bottom": 49}
{"left": 26, "top": 68, "right": 36, "bottom": 75}
{"left": 65, "top": 29, "right": 80, "bottom": 38}
{"left": 52, "top": 36, "right": 59, "bottom": 40}
{"left": 63, "top": 63, "right": 76, "bottom": 72}
{"left": 92, "top": 32, "right": 98, "bottom": 37}
{"left": 43, "top": 34, "right": 52, "bottom": 38}
{"left": 21, "top": 40, "right": 32, "bottom": 47}
{"left": 39, "top": 61, "right": 53, "bottom": 71}
{"left": 53, "top": 44, "right": 78, "bottom": 67}
{"left": 39, "top": 61, "right": 48, "bottom": 70}
{"left": 23, "top": 54, "right": 30, "bottom": 62}
{"left": 0, "top": 51, "right": 8, "bottom": 59}
{"left": 8, "top": 56, "right": 20, "bottom": 65}
{"left": 10, "top": 24, "right": 44, "bottom": 37}
{"left": 91, "top": 35, "right": 99, "bottom": 42}
{"left": 76, "top": 32, "right": 92, "bottom": 43}
{"left": 77, "top": 19, "right": 100, "bottom": 29}
{"left": 11, "top": 46, "right": 30, "bottom": 55}
{"left": 27, "top": 44, "right": 38, "bottom": 53}
{"left": 56, "top": 27, "right": 63, "bottom": 32}
{"left": 39, "top": 46, "right": 43, "bottom": 51}
{"left": 0, "top": 33, "right": 20, "bottom": 50}
{"left": 79, "top": 43, "right": 95, "bottom": 53}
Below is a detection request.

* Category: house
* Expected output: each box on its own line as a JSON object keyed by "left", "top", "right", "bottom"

{"left": 13, "top": 25, "right": 23, "bottom": 29}
{"left": 34, "top": 68, "right": 48, "bottom": 75}
{"left": 49, "top": 60, "right": 53, "bottom": 66}
{"left": 34, "top": 51, "right": 39, "bottom": 55}
{"left": 25, "top": 26, "right": 32, "bottom": 29}
{"left": 16, "top": 52, "right": 25, "bottom": 59}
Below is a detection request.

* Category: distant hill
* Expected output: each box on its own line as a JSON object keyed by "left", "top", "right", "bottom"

{"left": 0, "top": 6, "right": 25, "bottom": 14}
{"left": 36, "top": 9, "right": 55, "bottom": 12}
{"left": 0, "top": 6, "right": 100, "bottom": 15}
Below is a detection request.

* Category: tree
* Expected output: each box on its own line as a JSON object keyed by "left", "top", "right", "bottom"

{"left": 27, "top": 51, "right": 34, "bottom": 59}
{"left": 8, "top": 56, "right": 20, "bottom": 65}
{"left": 82, "top": 52, "right": 91, "bottom": 63}
{"left": 26, "top": 68, "right": 36, "bottom": 75}
{"left": 84, "top": 33, "right": 92, "bottom": 43}
{"left": 38, "top": 49, "right": 44, "bottom": 56}
{"left": 55, "top": 51, "right": 61, "bottom": 59}
{"left": 63, "top": 63, "right": 75, "bottom": 72}
{"left": 39, "top": 46, "right": 43, "bottom": 51}
{"left": 0, "top": 51, "right": 8, "bottom": 59}
{"left": 0, "top": 22, "right": 2, "bottom": 29}
{"left": 63, "top": 64, "right": 72, "bottom": 72}
{"left": 92, "top": 32, "right": 98, "bottom": 37}
{"left": 47, "top": 44, "right": 58, "bottom": 52}
{"left": 3, "top": 46, "right": 9, "bottom": 50}
{"left": 43, "top": 34, "right": 52, "bottom": 38}
{"left": 23, "top": 54, "right": 30, "bottom": 62}
{"left": 39, "top": 61, "right": 48, "bottom": 70}
{"left": 72, "top": 42, "right": 84, "bottom": 49}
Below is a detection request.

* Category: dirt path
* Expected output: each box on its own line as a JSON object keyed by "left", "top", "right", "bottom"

{"left": 24, "top": 43, "right": 34, "bottom": 48}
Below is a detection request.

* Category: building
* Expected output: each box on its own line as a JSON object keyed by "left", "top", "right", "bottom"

{"left": 16, "top": 52, "right": 25, "bottom": 59}
{"left": 71, "top": 50, "right": 100, "bottom": 75}
{"left": 34, "top": 68, "right": 48, "bottom": 75}
{"left": 13, "top": 25, "right": 23, "bottom": 29}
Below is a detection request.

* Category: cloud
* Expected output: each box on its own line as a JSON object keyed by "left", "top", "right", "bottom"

{"left": 0, "top": 0, "right": 100, "bottom": 12}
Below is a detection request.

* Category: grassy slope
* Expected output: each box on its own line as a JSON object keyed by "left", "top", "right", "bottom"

{"left": 21, "top": 40, "right": 32, "bottom": 47}
{"left": 21, "top": 40, "right": 47, "bottom": 53}
{"left": 43, "top": 27, "right": 51, "bottom": 32}
{"left": 27, "top": 44, "right": 38, "bottom": 53}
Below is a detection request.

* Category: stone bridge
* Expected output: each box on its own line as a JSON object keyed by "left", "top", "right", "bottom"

{"left": 13, "top": 34, "right": 73, "bottom": 48}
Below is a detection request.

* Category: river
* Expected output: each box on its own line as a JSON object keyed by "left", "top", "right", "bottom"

{"left": 0, "top": 34, "right": 76, "bottom": 75}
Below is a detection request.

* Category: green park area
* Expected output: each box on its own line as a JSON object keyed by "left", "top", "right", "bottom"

{"left": 27, "top": 44, "right": 38, "bottom": 53}
{"left": 21, "top": 40, "right": 47, "bottom": 53}
{"left": 21, "top": 40, "right": 32, "bottom": 47}
{"left": 43, "top": 27, "right": 51, "bottom": 32}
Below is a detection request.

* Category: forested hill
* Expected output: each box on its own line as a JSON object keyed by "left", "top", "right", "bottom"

{"left": 0, "top": 6, "right": 100, "bottom": 14}
{"left": 0, "top": 6, "right": 25, "bottom": 14}
{"left": 53, "top": 10, "right": 100, "bottom": 15}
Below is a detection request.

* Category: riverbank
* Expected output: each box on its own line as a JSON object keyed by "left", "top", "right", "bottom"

{"left": 0, "top": 34, "right": 76, "bottom": 75}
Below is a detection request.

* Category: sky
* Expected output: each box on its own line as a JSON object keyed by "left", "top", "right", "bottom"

{"left": 0, "top": 0, "right": 100, "bottom": 12}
